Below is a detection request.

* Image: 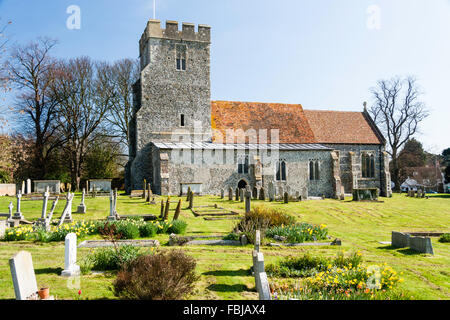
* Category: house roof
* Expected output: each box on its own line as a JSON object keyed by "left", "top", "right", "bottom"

{"left": 210, "top": 101, "right": 385, "bottom": 145}
{"left": 154, "top": 142, "right": 331, "bottom": 151}
{"left": 303, "top": 110, "right": 384, "bottom": 144}
{"left": 211, "top": 101, "right": 316, "bottom": 144}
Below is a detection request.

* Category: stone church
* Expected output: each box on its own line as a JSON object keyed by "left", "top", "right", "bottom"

{"left": 126, "top": 19, "right": 392, "bottom": 199}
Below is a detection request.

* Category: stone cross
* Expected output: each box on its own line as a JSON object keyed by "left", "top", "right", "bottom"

{"left": 41, "top": 189, "right": 50, "bottom": 219}
{"left": 61, "top": 233, "right": 81, "bottom": 277}
{"left": 9, "top": 251, "right": 38, "bottom": 300}
{"left": 58, "top": 193, "right": 74, "bottom": 226}
{"left": 13, "top": 191, "right": 24, "bottom": 220}
{"left": 46, "top": 197, "right": 59, "bottom": 222}
{"left": 26, "top": 179, "right": 31, "bottom": 194}
{"left": 77, "top": 189, "right": 86, "bottom": 214}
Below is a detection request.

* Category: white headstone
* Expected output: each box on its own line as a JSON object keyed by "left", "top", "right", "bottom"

{"left": 26, "top": 179, "right": 31, "bottom": 194}
{"left": 255, "top": 230, "right": 261, "bottom": 252}
{"left": 21, "top": 181, "right": 25, "bottom": 194}
{"left": 61, "top": 233, "right": 80, "bottom": 277}
{"left": 9, "top": 251, "right": 38, "bottom": 300}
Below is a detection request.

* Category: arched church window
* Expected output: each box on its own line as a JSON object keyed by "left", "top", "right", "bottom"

{"left": 275, "top": 160, "right": 287, "bottom": 181}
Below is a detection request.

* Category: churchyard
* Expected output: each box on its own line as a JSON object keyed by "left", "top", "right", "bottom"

{"left": 0, "top": 192, "right": 449, "bottom": 300}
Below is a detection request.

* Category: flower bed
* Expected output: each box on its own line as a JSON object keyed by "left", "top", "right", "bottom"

{"left": 265, "top": 223, "right": 328, "bottom": 243}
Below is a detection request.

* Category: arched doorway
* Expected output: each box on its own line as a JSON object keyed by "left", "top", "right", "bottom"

{"left": 238, "top": 180, "right": 247, "bottom": 189}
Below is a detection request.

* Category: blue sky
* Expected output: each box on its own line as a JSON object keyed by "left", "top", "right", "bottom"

{"left": 1, "top": 0, "right": 449, "bottom": 153}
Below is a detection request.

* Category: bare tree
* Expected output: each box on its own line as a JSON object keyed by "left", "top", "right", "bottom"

{"left": 0, "top": 19, "right": 12, "bottom": 128}
{"left": 52, "top": 57, "right": 113, "bottom": 190}
{"left": 369, "top": 76, "right": 429, "bottom": 190}
{"left": 5, "top": 38, "right": 63, "bottom": 178}
{"left": 103, "top": 58, "right": 139, "bottom": 148}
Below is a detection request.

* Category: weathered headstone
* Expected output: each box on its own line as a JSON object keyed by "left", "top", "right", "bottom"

{"left": 173, "top": 199, "right": 182, "bottom": 220}
{"left": 240, "top": 234, "right": 248, "bottom": 246}
{"left": 61, "top": 233, "right": 81, "bottom": 277}
{"left": 417, "top": 189, "right": 422, "bottom": 198}
{"left": 392, "top": 231, "right": 410, "bottom": 248}
{"left": 143, "top": 179, "right": 147, "bottom": 199}
{"left": 268, "top": 182, "right": 274, "bottom": 202}
{"left": 240, "top": 189, "right": 244, "bottom": 202}
{"left": 235, "top": 188, "right": 239, "bottom": 201}
{"left": 220, "top": 189, "right": 224, "bottom": 199}
{"left": 9, "top": 251, "right": 38, "bottom": 300}
{"left": 188, "top": 191, "right": 194, "bottom": 209}
{"left": 160, "top": 200, "right": 165, "bottom": 218}
{"left": 35, "top": 189, "right": 50, "bottom": 230}
{"left": 46, "top": 197, "right": 59, "bottom": 223}
{"left": 255, "top": 230, "right": 261, "bottom": 252}
{"left": 283, "top": 192, "right": 289, "bottom": 204}
{"left": 146, "top": 183, "right": 152, "bottom": 202}
{"left": 186, "top": 187, "right": 191, "bottom": 201}
{"left": 245, "top": 190, "right": 251, "bottom": 213}
{"left": 253, "top": 187, "right": 258, "bottom": 200}
{"left": 259, "top": 187, "right": 265, "bottom": 201}
{"left": 252, "top": 250, "right": 271, "bottom": 300}
{"left": 228, "top": 187, "right": 233, "bottom": 201}
{"left": 107, "top": 190, "right": 118, "bottom": 221}
{"left": 163, "top": 198, "right": 170, "bottom": 220}
{"left": 340, "top": 186, "right": 345, "bottom": 200}
{"left": 8, "top": 201, "right": 13, "bottom": 220}
{"left": 76, "top": 189, "right": 86, "bottom": 214}
{"left": 409, "top": 236, "right": 434, "bottom": 254}
{"left": 21, "top": 181, "right": 25, "bottom": 194}
{"left": 0, "top": 220, "right": 6, "bottom": 238}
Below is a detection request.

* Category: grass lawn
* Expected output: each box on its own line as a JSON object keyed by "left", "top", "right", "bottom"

{"left": 0, "top": 193, "right": 449, "bottom": 300}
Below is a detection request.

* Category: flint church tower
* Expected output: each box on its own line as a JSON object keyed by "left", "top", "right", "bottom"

{"left": 127, "top": 20, "right": 212, "bottom": 192}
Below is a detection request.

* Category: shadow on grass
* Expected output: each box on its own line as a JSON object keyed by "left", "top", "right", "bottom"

{"left": 206, "top": 283, "right": 250, "bottom": 293}
{"left": 203, "top": 269, "right": 250, "bottom": 277}
{"left": 35, "top": 267, "right": 63, "bottom": 275}
{"left": 428, "top": 194, "right": 450, "bottom": 199}
{"left": 377, "top": 245, "right": 423, "bottom": 256}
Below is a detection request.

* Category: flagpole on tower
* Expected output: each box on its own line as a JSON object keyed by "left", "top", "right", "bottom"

{"left": 153, "top": 0, "right": 156, "bottom": 19}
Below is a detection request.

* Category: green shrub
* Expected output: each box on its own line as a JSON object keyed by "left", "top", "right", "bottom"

{"left": 113, "top": 250, "right": 199, "bottom": 300}
{"left": 223, "top": 233, "right": 239, "bottom": 241}
{"left": 155, "top": 221, "right": 171, "bottom": 234}
{"left": 139, "top": 223, "right": 157, "bottom": 238}
{"left": 117, "top": 223, "right": 140, "bottom": 239}
{"left": 33, "top": 227, "right": 53, "bottom": 243}
{"left": 266, "top": 223, "right": 328, "bottom": 243}
{"left": 439, "top": 233, "right": 450, "bottom": 243}
{"left": 85, "top": 245, "right": 145, "bottom": 271}
{"left": 168, "top": 220, "right": 187, "bottom": 234}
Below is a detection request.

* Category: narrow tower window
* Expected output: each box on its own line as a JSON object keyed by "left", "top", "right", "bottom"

{"left": 180, "top": 114, "right": 185, "bottom": 127}
{"left": 176, "top": 44, "right": 187, "bottom": 71}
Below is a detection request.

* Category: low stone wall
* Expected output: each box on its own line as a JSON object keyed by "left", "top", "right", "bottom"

{"left": 0, "top": 184, "right": 16, "bottom": 196}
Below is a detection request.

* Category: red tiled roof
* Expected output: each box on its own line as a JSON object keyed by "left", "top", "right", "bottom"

{"left": 210, "top": 102, "right": 384, "bottom": 145}
{"left": 211, "top": 101, "right": 316, "bottom": 144}
{"left": 303, "top": 110, "right": 383, "bottom": 144}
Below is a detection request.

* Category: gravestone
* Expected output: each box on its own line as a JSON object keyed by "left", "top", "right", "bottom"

{"left": 240, "top": 189, "right": 244, "bottom": 202}
{"left": 35, "top": 188, "right": 50, "bottom": 230}
{"left": 0, "top": 220, "right": 6, "bottom": 238}
{"left": 228, "top": 187, "right": 233, "bottom": 201}
{"left": 34, "top": 180, "right": 60, "bottom": 194}
{"left": 235, "top": 188, "right": 239, "bottom": 201}
{"left": 163, "top": 198, "right": 170, "bottom": 220}
{"left": 8, "top": 201, "right": 13, "bottom": 220}
{"left": 61, "top": 233, "right": 81, "bottom": 277}
{"left": 220, "top": 189, "right": 224, "bottom": 199}
{"left": 21, "top": 181, "right": 25, "bottom": 194}
{"left": 240, "top": 234, "right": 248, "bottom": 246}
{"left": 245, "top": 189, "right": 251, "bottom": 213}
{"left": 173, "top": 200, "right": 182, "bottom": 220}
{"left": 58, "top": 193, "right": 74, "bottom": 226}
{"left": 160, "top": 200, "right": 165, "bottom": 218}
{"left": 107, "top": 191, "right": 118, "bottom": 221}
{"left": 77, "top": 189, "right": 86, "bottom": 214}
{"left": 189, "top": 191, "right": 194, "bottom": 209}
{"left": 46, "top": 197, "right": 59, "bottom": 223}
{"left": 409, "top": 236, "right": 434, "bottom": 254}
{"left": 143, "top": 179, "right": 147, "bottom": 199}
{"left": 26, "top": 179, "right": 31, "bottom": 194}
{"left": 417, "top": 190, "right": 422, "bottom": 198}
{"left": 9, "top": 251, "right": 38, "bottom": 300}
{"left": 392, "top": 231, "right": 410, "bottom": 248}
{"left": 259, "top": 187, "right": 265, "bottom": 201}
{"left": 340, "top": 186, "right": 345, "bottom": 200}
{"left": 186, "top": 187, "right": 191, "bottom": 201}
{"left": 253, "top": 187, "right": 258, "bottom": 200}
{"left": 254, "top": 230, "right": 261, "bottom": 252}
{"left": 284, "top": 192, "right": 289, "bottom": 204}
{"left": 88, "top": 179, "right": 112, "bottom": 192}
{"left": 13, "top": 191, "right": 24, "bottom": 220}
{"left": 252, "top": 250, "right": 271, "bottom": 300}
{"left": 268, "top": 182, "right": 275, "bottom": 202}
